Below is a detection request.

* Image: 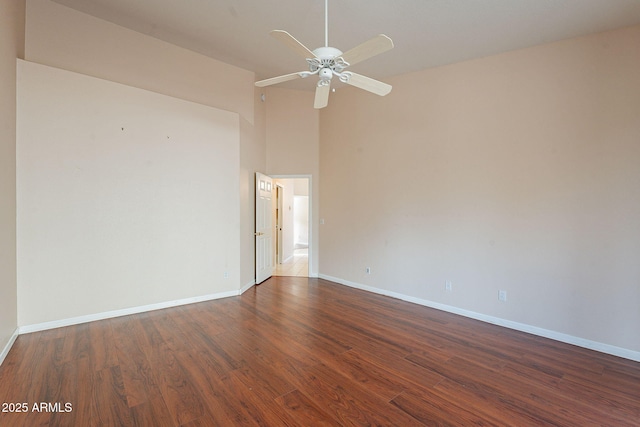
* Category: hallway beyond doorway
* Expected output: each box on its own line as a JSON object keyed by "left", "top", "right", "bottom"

{"left": 275, "top": 246, "right": 308, "bottom": 277}
{"left": 273, "top": 176, "right": 310, "bottom": 278}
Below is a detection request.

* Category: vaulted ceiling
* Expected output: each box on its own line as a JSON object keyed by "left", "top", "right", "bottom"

{"left": 53, "top": 0, "right": 640, "bottom": 89}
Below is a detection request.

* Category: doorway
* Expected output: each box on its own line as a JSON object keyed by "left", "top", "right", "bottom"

{"left": 273, "top": 177, "right": 309, "bottom": 277}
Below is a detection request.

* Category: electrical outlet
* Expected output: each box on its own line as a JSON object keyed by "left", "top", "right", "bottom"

{"left": 365, "top": 267, "right": 371, "bottom": 274}
{"left": 223, "top": 271, "right": 229, "bottom": 279}
{"left": 445, "top": 280, "right": 452, "bottom": 292}
{"left": 498, "top": 290, "right": 507, "bottom": 302}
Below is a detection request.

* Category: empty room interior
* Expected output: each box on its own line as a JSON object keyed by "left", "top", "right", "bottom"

{"left": 1, "top": 0, "right": 639, "bottom": 425}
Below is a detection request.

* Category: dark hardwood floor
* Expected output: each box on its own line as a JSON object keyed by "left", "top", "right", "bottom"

{"left": 1, "top": 277, "right": 638, "bottom": 426}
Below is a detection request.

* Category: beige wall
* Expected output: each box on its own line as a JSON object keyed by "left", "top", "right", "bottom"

{"left": 265, "top": 87, "right": 320, "bottom": 276}
{"left": 17, "top": 61, "right": 241, "bottom": 325}
{"left": 24, "top": 0, "right": 254, "bottom": 122}
{"left": 24, "top": 0, "right": 264, "bottom": 291}
{"left": 294, "top": 178, "right": 309, "bottom": 196}
{"left": 20, "top": 0, "right": 265, "bottom": 308}
{"left": 320, "top": 25, "right": 640, "bottom": 355}
{"left": 0, "top": 0, "right": 25, "bottom": 358}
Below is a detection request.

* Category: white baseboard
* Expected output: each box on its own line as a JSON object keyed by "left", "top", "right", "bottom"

{"left": 0, "top": 328, "right": 19, "bottom": 367}
{"left": 240, "top": 280, "right": 256, "bottom": 294}
{"left": 18, "top": 289, "right": 241, "bottom": 335}
{"left": 12, "top": 276, "right": 639, "bottom": 363}
{"left": 318, "top": 274, "right": 640, "bottom": 363}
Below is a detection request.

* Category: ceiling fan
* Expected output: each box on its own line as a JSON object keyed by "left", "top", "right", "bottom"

{"left": 255, "top": 0, "right": 394, "bottom": 109}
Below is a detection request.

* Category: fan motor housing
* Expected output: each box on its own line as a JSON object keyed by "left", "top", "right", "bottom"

{"left": 309, "top": 46, "right": 348, "bottom": 74}
{"left": 312, "top": 46, "right": 343, "bottom": 60}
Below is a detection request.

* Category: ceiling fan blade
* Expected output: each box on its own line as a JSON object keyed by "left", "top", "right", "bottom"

{"left": 255, "top": 72, "right": 304, "bottom": 87}
{"left": 270, "top": 30, "right": 316, "bottom": 59}
{"left": 340, "top": 34, "right": 394, "bottom": 67}
{"left": 314, "top": 83, "right": 331, "bottom": 109}
{"left": 342, "top": 72, "right": 392, "bottom": 96}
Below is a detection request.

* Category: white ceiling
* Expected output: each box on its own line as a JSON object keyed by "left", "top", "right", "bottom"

{"left": 53, "top": 0, "right": 640, "bottom": 90}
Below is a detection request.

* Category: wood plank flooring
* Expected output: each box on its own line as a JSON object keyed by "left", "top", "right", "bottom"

{"left": 1, "top": 277, "right": 639, "bottom": 426}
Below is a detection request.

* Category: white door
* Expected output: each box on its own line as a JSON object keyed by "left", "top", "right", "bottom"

{"left": 255, "top": 172, "right": 274, "bottom": 284}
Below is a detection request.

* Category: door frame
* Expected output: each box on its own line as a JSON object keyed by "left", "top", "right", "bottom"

{"left": 270, "top": 174, "right": 314, "bottom": 277}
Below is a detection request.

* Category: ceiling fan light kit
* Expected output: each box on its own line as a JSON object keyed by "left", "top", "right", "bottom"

{"left": 255, "top": 0, "right": 394, "bottom": 109}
